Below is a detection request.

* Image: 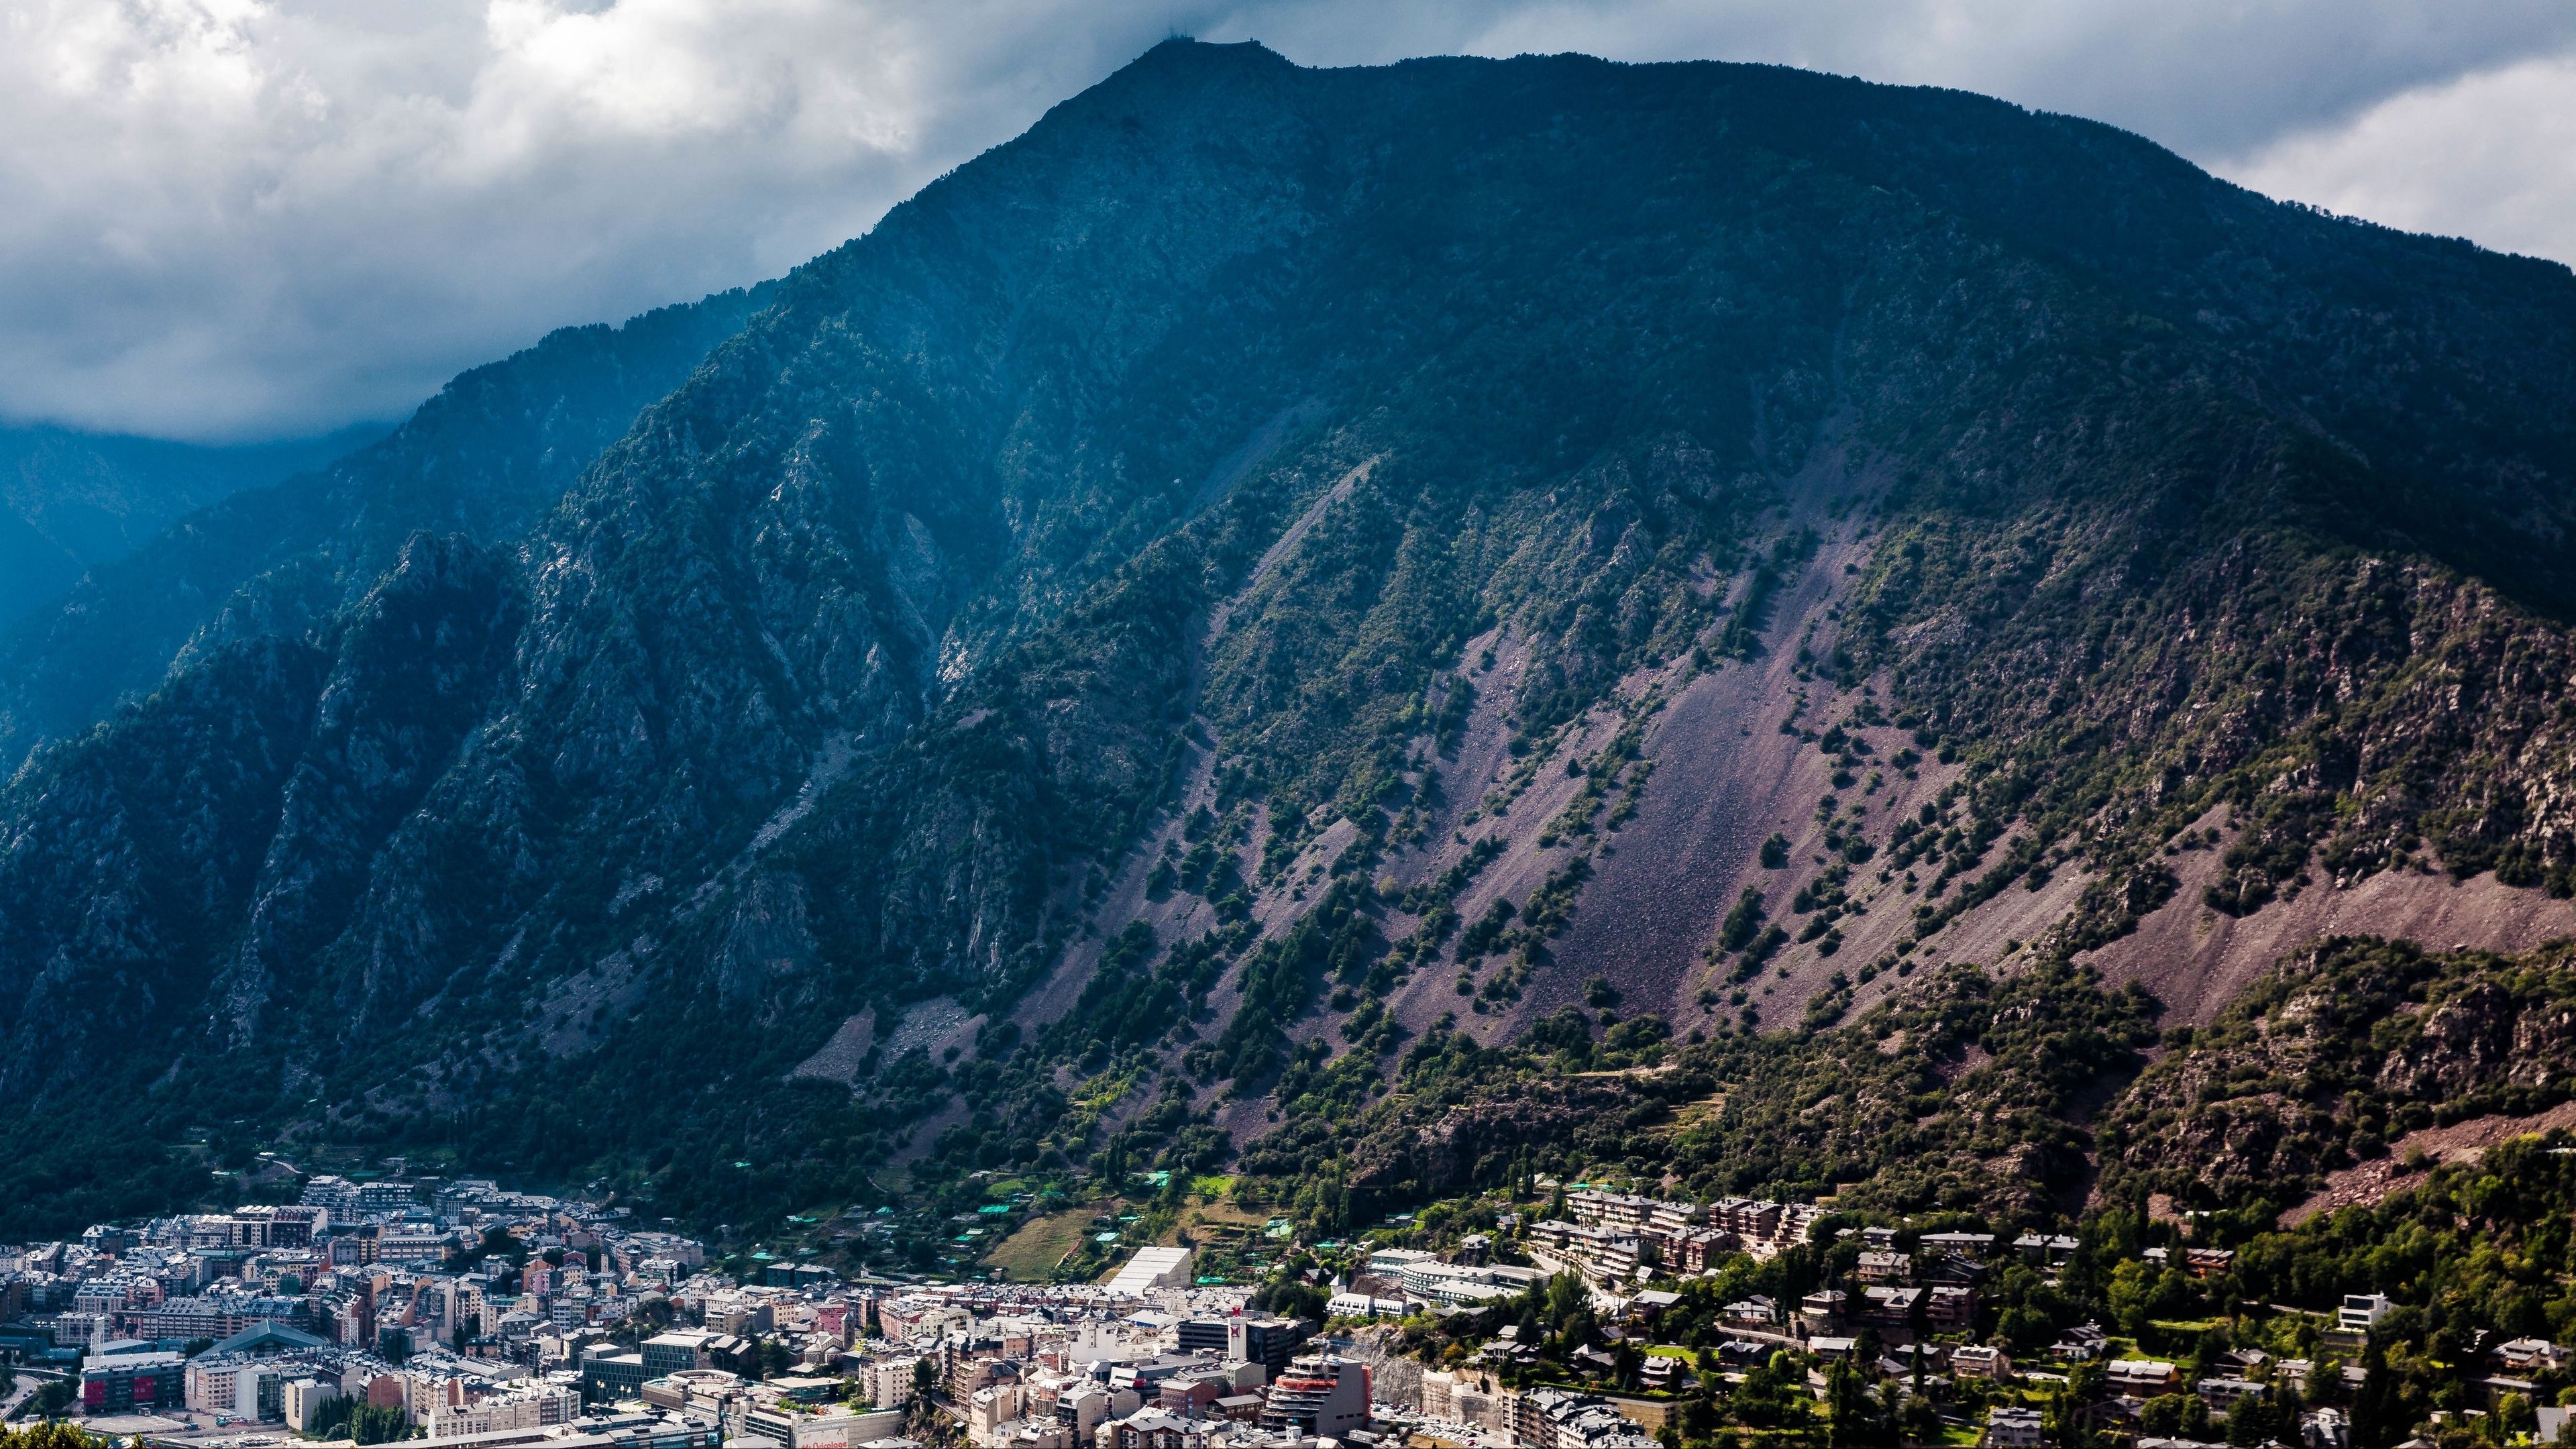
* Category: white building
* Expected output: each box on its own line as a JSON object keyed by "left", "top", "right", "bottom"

{"left": 425, "top": 1383, "right": 581, "bottom": 1438}
{"left": 2339, "top": 1295, "right": 2394, "bottom": 1332}
{"left": 865, "top": 1358, "right": 922, "bottom": 1409}
{"left": 1984, "top": 1407, "right": 2043, "bottom": 1448}
{"left": 1104, "top": 1248, "right": 1194, "bottom": 1295}
{"left": 284, "top": 1377, "right": 344, "bottom": 1433}
{"left": 739, "top": 1403, "right": 905, "bottom": 1449}
{"left": 1365, "top": 1248, "right": 1438, "bottom": 1279}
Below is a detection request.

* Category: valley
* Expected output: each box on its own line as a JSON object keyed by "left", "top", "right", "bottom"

{"left": 0, "top": 43, "right": 2572, "bottom": 1397}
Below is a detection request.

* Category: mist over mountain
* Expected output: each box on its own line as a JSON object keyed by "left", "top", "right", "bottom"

{"left": 6, "top": 39, "right": 2576, "bottom": 1244}
{"left": 0, "top": 423, "right": 383, "bottom": 625}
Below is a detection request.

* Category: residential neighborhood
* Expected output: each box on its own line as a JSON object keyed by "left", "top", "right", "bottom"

{"left": 0, "top": 1169, "right": 2514, "bottom": 1449}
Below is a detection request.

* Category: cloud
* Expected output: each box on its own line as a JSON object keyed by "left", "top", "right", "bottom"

{"left": 0, "top": 0, "right": 2569, "bottom": 440}
{"left": 2220, "top": 52, "right": 2576, "bottom": 268}
{"left": 0, "top": 0, "right": 1159, "bottom": 438}
{"left": 1230, "top": 0, "right": 2576, "bottom": 160}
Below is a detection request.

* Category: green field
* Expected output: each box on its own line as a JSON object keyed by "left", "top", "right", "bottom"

{"left": 982, "top": 1209, "right": 1095, "bottom": 1281}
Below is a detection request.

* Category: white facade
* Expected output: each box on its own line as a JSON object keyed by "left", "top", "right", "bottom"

{"left": 2339, "top": 1294, "right": 2393, "bottom": 1331}
{"left": 1104, "top": 1248, "right": 1194, "bottom": 1295}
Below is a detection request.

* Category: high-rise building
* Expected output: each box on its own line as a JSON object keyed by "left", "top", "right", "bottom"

{"left": 81, "top": 1352, "right": 183, "bottom": 1415}
{"left": 1258, "top": 1355, "right": 1368, "bottom": 1438}
{"left": 1224, "top": 1318, "right": 1309, "bottom": 1375}
{"left": 301, "top": 1177, "right": 362, "bottom": 1219}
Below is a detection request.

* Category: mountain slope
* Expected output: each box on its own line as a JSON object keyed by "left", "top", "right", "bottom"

{"left": 0, "top": 289, "right": 772, "bottom": 771}
{"left": 5, "top": 40, "right": 2576, "bottom": 1235}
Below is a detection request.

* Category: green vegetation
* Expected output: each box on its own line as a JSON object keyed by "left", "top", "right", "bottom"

{"left": 0, "top": 1426, "right": 113, "bottom": 1449}
{"left": 301, "top": 1397, "right": 416, "bottom": 1444}
{"left": 1238, "top": 955, "right": 2159, "bottom": 1222}
{"left": 1241, "top": 922, "right": 2576, "bottom": 1236}
{"left": 2104, "top": 937, "right": 2576, "bottom": 1210}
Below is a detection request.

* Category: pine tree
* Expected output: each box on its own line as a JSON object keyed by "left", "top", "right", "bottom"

{"left": 2351, "top": 1340, "right": 2398, "bottom": 1449}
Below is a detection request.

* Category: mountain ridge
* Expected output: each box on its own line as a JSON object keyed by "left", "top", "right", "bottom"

{"left": 0, "top": 287, "right": 775, "bottom": 774}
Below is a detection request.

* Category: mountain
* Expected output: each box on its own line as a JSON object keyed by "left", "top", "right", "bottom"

{"left": 0, "top": 290, "right": 774, "bottom": 773}
{"left": 5, "top": 40, "right": 2576, "bottom": 1241}
{"left": 0, "top": 423, "right": 380, "bottom": 625}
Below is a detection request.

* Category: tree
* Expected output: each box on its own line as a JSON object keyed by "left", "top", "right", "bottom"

{"left": 2139, "top": 1395, "right": 2209, "bottom": 1440}
{"left": 306, "top": 1393, "right": 355, "bottom": 1438}
{"left": 1995, "top": 1305, "right": 2052, "bottom": 1350}
{"left": 2495, "top": 1393, "right": 2536, "bottom": 1442}
{"left": 1252, "top": 1273, "right": 1328, "bottom": 1323}
{"left": 2226, "top": 1389, "right": 2302, "bottom": 1448}
{"left": 349, "top": 1403, "right": 412, "bottom": 1444}
{"left": 1544, "top": 1273, "right": 1595, "bottom": 1348}
{"left": 1826, "top": 1360, "right": 1890, "bottom": 1448}
{"left": 1733, "top": 1354, "right": 1804, "bottom": 1431}
{"left": 0, "top": 1422, "right": 113, "bottom": 1449}
{"left": 1683, "top": 1376, "right": 1720, "bottom": 1441}
{"left": 2351, "top": 1342, "right": 2401, "bottom": 1449}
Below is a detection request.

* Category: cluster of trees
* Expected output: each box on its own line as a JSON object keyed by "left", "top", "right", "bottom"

{"left": 300, "top": 1396, "right": 415, "bottom": 1444}
{"left": 0, "top": 1426, "right": 107, "bottom": 1449}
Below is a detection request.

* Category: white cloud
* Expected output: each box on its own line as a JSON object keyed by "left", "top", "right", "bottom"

{"left": 0, "top": 0, "right": 2569, "bottom": 439}
{"left": 0, "top": 0, "right": 1161, "bottom": 438}
{"left": 1240, "top": 0, "right": 2576, "bottom": 160}
{"left": 2221, "top": 51, "right": 2576, "bottom": 267}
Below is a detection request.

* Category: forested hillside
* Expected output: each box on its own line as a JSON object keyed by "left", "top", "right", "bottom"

{"left": 0, "top": 288, "right": 771, "bottom": 771}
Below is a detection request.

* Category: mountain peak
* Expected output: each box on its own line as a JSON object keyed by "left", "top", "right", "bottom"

{"left": 1063, "top": 36, "right": 1300, "bottom": 117}
{"left": 1122, "top": 36, "right": 1292, "bottom": 74}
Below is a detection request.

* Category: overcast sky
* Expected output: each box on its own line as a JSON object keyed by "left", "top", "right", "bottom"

{"left": 6, "top": 0, "right": 2573, "bottom": 443}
